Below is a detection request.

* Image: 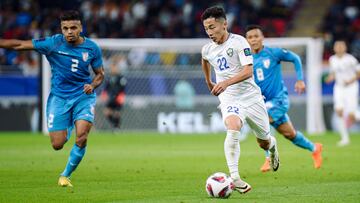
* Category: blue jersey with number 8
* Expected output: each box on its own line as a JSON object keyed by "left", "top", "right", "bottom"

{"left": 32, "top": 34, "right": 103, "bottom": 98}
{"left": 253, "top": 46, "right": 303, "bottom": 101}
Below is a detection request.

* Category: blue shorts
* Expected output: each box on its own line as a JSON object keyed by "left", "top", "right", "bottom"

{"left": 265, "top": 95, "right": 290, "bottom": 129}
{"left": 46, "top": 93, "right": 96, "bottom": 132}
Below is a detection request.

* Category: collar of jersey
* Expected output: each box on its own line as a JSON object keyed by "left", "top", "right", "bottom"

{"left": 61, "top": 35, "right": 87, "bottom": 47}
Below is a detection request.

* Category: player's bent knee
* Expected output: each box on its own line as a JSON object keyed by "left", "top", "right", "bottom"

{"left": 52, "top": 142, "right": 64, "bottom": 150}
{"left": 224, "top": 116, "right": 242, "bottom": 131}
{"left": 75, "top": 133, "right": 88, "bottom": 148}
{"left": 259, "top": 142, "right": 269, "bottom": 150}
{"left": 49, "top": 131, "right": 67, "bottom": 150}
{"left": 282, "top": 131, "right": 296, "bottom": 140}
{"left": 257, "top": 138, "right": 270, "bottom": 150}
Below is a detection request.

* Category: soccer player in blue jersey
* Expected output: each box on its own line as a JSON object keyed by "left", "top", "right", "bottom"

{"left": 0, "top": 11, "right": 105, "bottom": 186}
{"left": 245, "top": 25, "right": 323, "bottom": 172}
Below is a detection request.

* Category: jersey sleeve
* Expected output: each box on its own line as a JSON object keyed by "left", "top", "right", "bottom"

{"left": 236, "top": 37, "right": 253, "bottom": 66}
{"left": 356, "top": 63, "right": 360, "bottom": 72}
{"left": 350, "top": 55, "right": 360, "bottom": 72}
{"left": 201, "top": 44, "right": 209, "bottom": 60}
{"left": 91, "top": 44, "right": 103, "bottom": 69}
{"left": 274, "top": 47, "right": 303, "bottom": 80}
{"left": 32, "top": 35, "right": 57, "bottom": 55}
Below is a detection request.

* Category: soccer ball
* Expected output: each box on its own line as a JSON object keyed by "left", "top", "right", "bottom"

{"left": 205, "top": 172, "right": 234, "bottom": 198}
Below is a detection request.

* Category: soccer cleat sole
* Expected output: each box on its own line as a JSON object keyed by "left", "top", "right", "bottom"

{"left": 234, "top": 184, "right": 252, "bottom": 194}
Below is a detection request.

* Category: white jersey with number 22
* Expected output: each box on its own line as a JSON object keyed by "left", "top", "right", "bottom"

{"left": 201, "top": 33, "right": 262, "bottom": 107}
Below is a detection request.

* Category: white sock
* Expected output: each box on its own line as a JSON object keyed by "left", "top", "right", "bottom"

{"left": 338, "top": 116, "right": 349, "bottom": 142}
{"left": 268, "top": 135, "right": 276, "bottom": 153}
{"left": 224, "top": 130, "right": 240, "bottom": 180}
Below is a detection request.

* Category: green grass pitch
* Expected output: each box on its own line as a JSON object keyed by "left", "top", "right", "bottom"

{"left": 1, "top": 131, "right": 360, "bottom": 202}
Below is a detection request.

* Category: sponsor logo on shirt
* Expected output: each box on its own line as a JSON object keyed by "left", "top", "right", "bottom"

{"left": 244, "top": 48, "right": 251, "bottom": 56}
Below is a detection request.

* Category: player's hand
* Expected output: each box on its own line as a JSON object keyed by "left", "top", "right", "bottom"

{"left": 294, "top": 80, "right": 306, "bottom": 94}
{"left": 344, "top": 79, "right": 355, "bottom": 86}
{"left": 211, "top": 81, "right": 228, "bottom": 96}
{"left": 324, "top": 73, "right": 334, "bottom": 84}
{"left": 207, "top": 81, "right": 215, "bottom": 92}
{"left": 84, "top": 84, "right": 94, "bottom": 94}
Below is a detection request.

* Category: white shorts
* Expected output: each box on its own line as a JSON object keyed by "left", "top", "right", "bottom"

{"left": 334, "top": 82, "right": 359, "bottom": 114}
{"left": 219, "top": 100, "right": 270, "bottom": 140}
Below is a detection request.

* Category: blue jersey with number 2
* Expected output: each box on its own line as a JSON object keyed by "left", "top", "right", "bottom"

{"left": 252, "top": 46, "right": 303, "bottom": 101}
{"left": 32, "top": 34, "right": 103, "bottom": 98}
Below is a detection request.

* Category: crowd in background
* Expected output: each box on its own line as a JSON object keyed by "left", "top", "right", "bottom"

{"left": 321, "top": 0, "right": 360, "bottom": 60}
{"left": 4, "top": 0, "right": 360, "bottom": 74}
{"left": 0, "top": 0, "right": 298, "bottom": 75}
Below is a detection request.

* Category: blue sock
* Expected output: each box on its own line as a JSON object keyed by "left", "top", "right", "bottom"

{"left": 264, "top": 150, "right": 270, "bottom": 158}
{"left": 61, "top": 144, "right": 86, "bottom": 177}
{"left": 291, "top": 131, "right": 315, "bottom": 152}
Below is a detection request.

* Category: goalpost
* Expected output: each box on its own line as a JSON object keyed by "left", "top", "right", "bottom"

{"left": 41, "top": 38, "right": 325, "bottom": 134}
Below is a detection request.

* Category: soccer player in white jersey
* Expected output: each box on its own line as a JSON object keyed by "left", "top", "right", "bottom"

{"left": 326, "top": 40, "right": 360, "bottom": 146}
{"left": 200, "top": 6, "right": 279, "bottom": 194}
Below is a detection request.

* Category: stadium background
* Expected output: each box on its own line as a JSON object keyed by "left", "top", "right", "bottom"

{"left": 0, "top": 0, "right": 359, "bottom": 133}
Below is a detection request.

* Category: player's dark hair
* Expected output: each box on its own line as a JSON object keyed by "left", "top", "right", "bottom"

{"left": 201, "top": 6, "right": 226, "bottom": 21}
{"left": 60, "top": 10, "right": 81, "bottom": 21}
{"left": 245, "top": 25, "right": 263, "bottom": 33}
{"left": 334, "top": 39, "right": 348, "bottom": 46}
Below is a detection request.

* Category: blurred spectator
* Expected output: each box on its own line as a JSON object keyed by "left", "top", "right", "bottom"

{"left": 128, "top": 47, "right": 147, "bottom": 68}
{"left": 1, "top": 0, "right": 298, "bottom": 40}
{"left": 0, "top": 0, "right": 300, "bottom": 71}
{"left": 174, "top": 80, "right": 195, "bottom": 109}
{"left": 321, "top": 0, "right": 360, "bottom": 60}
{"left": 101, "top": 58, "right": 127, "bottom": 129}
{"left": 19, "top": 52, "right": 38, "bottom": 76}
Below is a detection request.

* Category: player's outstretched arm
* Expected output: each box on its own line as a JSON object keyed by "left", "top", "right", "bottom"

{"left": 0, "top": 39, "right": 34, "bottom": 50}
{"left": 84, "top": 66, "right": 105, "bottom": 94}
{"left": 279, "top": 49, "right": 306, "bottom": 93}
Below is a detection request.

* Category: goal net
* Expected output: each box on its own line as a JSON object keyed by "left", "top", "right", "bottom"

{"left": 42, "top": 38, "right": 325, "bottom": 134}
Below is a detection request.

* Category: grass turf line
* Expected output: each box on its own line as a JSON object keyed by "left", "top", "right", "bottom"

{"left": 0, "top": 132, "right": 359, "bottom": 202}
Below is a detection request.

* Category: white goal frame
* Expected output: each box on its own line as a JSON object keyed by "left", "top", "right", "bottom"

{"left": 42, "top": 38, "right": 325, "bottom": 134}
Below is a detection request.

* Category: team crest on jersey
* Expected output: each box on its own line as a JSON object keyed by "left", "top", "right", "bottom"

{"left": 82, "top": 52, "right": 89, "bottom": 62}
{"left": 226, "top": 48, "right": 233, "bottom": 57}
{"left": 263, "top": 59, "right": 270, "bottom": 68}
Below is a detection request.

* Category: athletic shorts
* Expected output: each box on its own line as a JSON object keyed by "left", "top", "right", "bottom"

{"left": 46, "top": 93, "right": 96, "bottom": 132}
{"left": 334, "top": 82, "right": 359, "bottom": 114}
{"left": 219, "top": 100, "right": 270, "bottom": 140}
{"left": 265, "top": 95, "right": 290, "bottom": 129}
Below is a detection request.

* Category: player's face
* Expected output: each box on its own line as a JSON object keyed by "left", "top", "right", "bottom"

{"left": 246, "top": 29, "right": 264, "bottom": 52}
{"left": 333, "top": 41, "right": 347, "bottom": 55}
{"left": 203, "top": 17, "right": 227, "bottom": 44}
{"left": 61, "top": 20, "right": 83, "bottom": 43}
